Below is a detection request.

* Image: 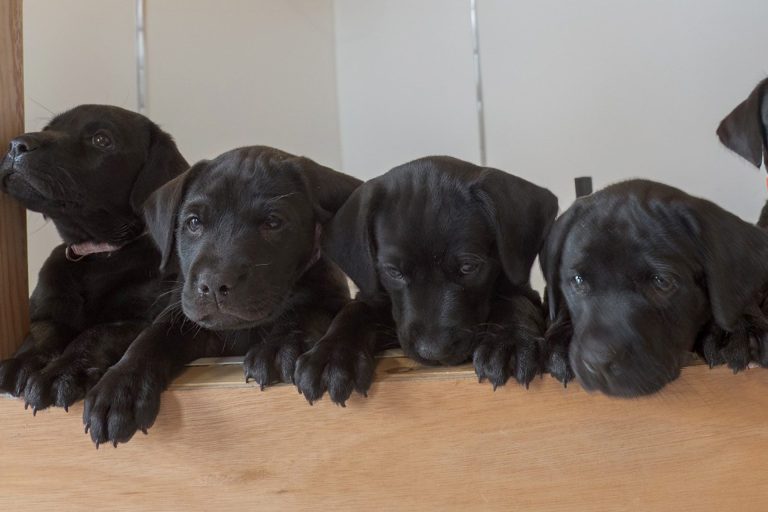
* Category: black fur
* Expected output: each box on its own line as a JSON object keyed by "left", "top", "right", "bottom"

{"left": 0, "top": 105, "right": 187, "bottom": 411}
{"left": 294, "top": 156, "right": 558, "bottom": 405}
{"left": 541, "top": 179, "right": 768, "bottom": 396}
{"left": 82, "top": 146, "right": 361, "bottom": 446}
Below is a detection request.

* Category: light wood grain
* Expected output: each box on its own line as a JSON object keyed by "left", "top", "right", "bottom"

{"left": 1, "top": 356, "right": 767, "bottom": 512}
{"left": 0, "top": 0, "right": 28, "bottom": 358}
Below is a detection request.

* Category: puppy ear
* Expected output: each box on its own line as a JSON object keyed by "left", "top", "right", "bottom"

{"left": 689, "top": 200, "right": 768, "bottom": 330}
{"left": 322, "top": 182, "right": 381, "bottom": 297}
{"left": 539, "top": 202, "right": 583, "bottom": 321}
{"left": 717, "top": 78, "right": 768, "bottom": 168}
{"left": 130, "top": 123, "right": 189, "bottom": 214}
{"left": 472, "top": 168, "right": 559, "bottom": 286}
{"left": 287, "top": 156, "right": 363, "bottom": 222}
{"left": 142, "top": 161, "right": 206, "bottom": 272}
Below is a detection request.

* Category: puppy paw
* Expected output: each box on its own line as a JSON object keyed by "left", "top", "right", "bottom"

{"left": 545, "top": 347, "right": 574, "bottom": 386}
{"left": 0, "top": 352, "right": 51, "bottom": 397}
{"left": 294, "top": 342, "right": 374, "bottom": 406}
{"left": 23, "top": 355, "right": 102, "bottom": 413}
{"left": 243, "top": 337, "right": 305, "bottom": 390}
{"left": 473, "top": 333, "right": 540, "bottom": 390}
{"left": 699, "top": 324, "right": 750, "bottom": 373}
{"left": 83, "top": 367, "right": 161, "bottom": 448}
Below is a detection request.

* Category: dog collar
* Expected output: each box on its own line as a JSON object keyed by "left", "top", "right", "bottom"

{"left": 65, "top": 241, "right": 125, "bottom": 262}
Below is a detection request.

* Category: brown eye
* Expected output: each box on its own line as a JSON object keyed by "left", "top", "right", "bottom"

{"left": 186, "top": 215, "right": 202, "bottom": 233}
{"left": 263, "top": 215, "right": 283, "bottom": 230}
{"left": 383, "top": 265, "right": 404, "bottom": 280}
{"left": 91, "top": 132, "right": 113, "bottom": 149}
{"left": 652, "top": 274, "right": 676, "bottom": 293}
{"left": 459, "top": 261, "right": 481, "bottom": 275}
{"left": 571, "top": 274, "right": 589, "bottom": 294}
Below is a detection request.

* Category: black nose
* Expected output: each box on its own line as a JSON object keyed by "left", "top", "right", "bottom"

{"left": 196, "top": 273, "right": 235, "bottom": 300}
{"left": 8, "top": 136, "right": 40, "bottom": 159}
{"left": 580, "top": 345, "right": 624, "bottom": 376}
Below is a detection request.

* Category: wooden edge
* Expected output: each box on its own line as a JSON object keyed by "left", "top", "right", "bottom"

{"left": 0, "top": 0, "right": 28, "bottom": 359}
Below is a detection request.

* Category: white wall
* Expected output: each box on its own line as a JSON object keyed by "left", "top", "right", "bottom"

{"left": 479, "top": 0, "right": 768, "bottom": 220}
{"left": 333, "top": 0, "right": 480, "bottom": 177}
{"left": 23, "top": 0, "right": 137, "bottom": 292}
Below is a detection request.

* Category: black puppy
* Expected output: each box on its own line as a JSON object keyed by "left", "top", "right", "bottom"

{"left": 82, "top": 146, "right": 360, "bottom": 446}
{"left": 717, "top": 78, "right": 768, "bottom": 226}
{"left": 542, "top": 179, "right": 768, "bottom": 397}
{"left": 294, "top": 156, "right": 558, "bottom": 405}
{"left": 0, "top": 105, "right": 187, "bottom": 411}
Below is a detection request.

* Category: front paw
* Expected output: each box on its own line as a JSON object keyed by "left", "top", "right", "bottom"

{"left": 23, "top": 355, "right": 102, "bottom": 413}
{"left": 699, "top": 325, "right": 750, "bottom": 373}
{"left": 243, "top": 337, "right": 305, "bottom": 390}
{"left": 0, "top": 352, "right": 51, "bottom": 397}
{"left": 294, "top": 341, "right": 374, "bottom": 406}
{"left": 83, "top": 367, "right": 161, "bottom": 447}
{"left": 545, "top": 347, "right": 574, "bottom": 386}
{"left": 473, "top": 332, "right": 540, "bottom": 389}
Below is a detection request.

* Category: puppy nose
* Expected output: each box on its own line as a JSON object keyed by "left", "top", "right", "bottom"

{"left": 8, "top": 136, "right": 39, "bottom": 159}
{"left": 581, "top": 345, "right": 623, "bottom": 376}
{"left": 196, "top": 274, "right": 235, "bottom": 299}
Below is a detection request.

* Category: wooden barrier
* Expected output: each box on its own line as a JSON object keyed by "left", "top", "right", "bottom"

{"left": 0, "top": 0, "right": 28, "bottom": 358}
{"left": 1, "top": 355, "right": 767, "bottom": 512}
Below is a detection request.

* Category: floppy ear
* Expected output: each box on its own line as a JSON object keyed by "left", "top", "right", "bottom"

{"left": 716, "top": 78, "right": 768, "bottom": 168}
{"left": 321, "top": 181, "right": 381, "bottom": 297}
{"left": 539, "top": 202, "right": 583, "bottom": 321}
{"left": 286, "top": 156, "right": 363, "bottom": 222}
{"left": 472, "top": 168, "right": 559, "bottom": 286}
{"left": 688, "top": 199, "right": 768, "bottom": 330}
{"left": 142, "top": 161, "right": 206, "bottom": 272}
{"left": 130, "top": 123, "right": 189, "bottom": 214}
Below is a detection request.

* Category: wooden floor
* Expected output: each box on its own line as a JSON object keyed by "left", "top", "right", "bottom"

{"left": 1, "top": 354, "right": 767, "bottom": 512}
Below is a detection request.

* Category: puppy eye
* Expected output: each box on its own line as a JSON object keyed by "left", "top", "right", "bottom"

{"left": 571, "top": 274, "right": 589, "bottom": 294}
{"left": 651, "top": 274, "right": 676, "bottom": 293}
{"left": 459, "top": 261, "right": 481, "bottom": 275}
{"left": 91, "top": 132, "right": 113, "bottom": 149}
{"left": 263, "top": 214, "right": 283, "bottom": 230}
{"left": 383, "top": 265, "right": 404, "bottom": 280}
{"left": 186, "top": 215, "right": 202, "bottom": 233}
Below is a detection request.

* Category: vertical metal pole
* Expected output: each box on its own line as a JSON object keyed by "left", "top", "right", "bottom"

{"left": 135, "top": 0, "right": 147, "bottom": 114}
{"left": 470, "top": 0, "right": 487, "bottom": 166}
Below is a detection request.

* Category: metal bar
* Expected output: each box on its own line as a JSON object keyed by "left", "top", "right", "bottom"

{"left": 470, "top": 0, "right": 487, "bottom": 166}
{"left": 135, "top": 0, "right": 147, "bottom": 114}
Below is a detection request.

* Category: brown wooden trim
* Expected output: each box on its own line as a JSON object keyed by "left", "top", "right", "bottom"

{"left": 1, "top": 358, "right": 767, "bottom": 511}
{"left": 0, "top": 0, "right": 27, "bottom": 358}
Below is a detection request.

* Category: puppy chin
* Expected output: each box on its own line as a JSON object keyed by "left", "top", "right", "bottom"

{"left": 401, "top": 341, "right": 472, "bottom": 366}
{"left": 182, "top": 303, "right": 272, "bottom": 331}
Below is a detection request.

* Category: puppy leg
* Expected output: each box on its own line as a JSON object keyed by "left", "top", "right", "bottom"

{"left": 473, "top": 289, "right": 544, "bottom": 389}
{"left": 543, "top": 304, "right": 575, "bottom": 386}
{"left": 22, "top": 321, "right": 146, "bottom": 413}
{"left": 83, "top": 323, "right": 215, "bottom": 447}
{"left": 0, "top": 320, "right": 77, "bottom": 396}
{"left": 294, "top": 300, "right": 383, "bottom": 406}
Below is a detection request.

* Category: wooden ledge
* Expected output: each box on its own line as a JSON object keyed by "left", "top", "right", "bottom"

{"left": 1, "top": 353, "right": 767, "bottom": 511}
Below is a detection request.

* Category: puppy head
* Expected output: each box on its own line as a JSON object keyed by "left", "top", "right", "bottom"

{"left": 324, "top": 156, "right": 558, "bottom": 365}
{"left": 717, "top": 78, "right": 768, "bottom": 168}
{"left": 144, "top": 146, "right": 360, "bottom": 331}
{"left": 0, "top": 104, "right": 187, "bottom": 245}
{"left": 542, "top": 179, "right": 768, "bottom": 396}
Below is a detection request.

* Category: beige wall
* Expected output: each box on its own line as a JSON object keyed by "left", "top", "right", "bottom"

{"left": 22, "top": 0, "right": 342, "bottom": 292}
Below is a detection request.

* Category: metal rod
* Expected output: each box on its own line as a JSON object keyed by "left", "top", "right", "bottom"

{"left": 135, "top": 0, "right": 147, "bottom": 114}
{"left": 470, "top": 0, "right": 487, "bottom": 166}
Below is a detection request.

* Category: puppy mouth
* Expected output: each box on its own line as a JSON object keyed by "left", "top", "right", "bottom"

{"left": 182, "top": 300, "right": 274, "bottom": 331}
{"left": 0, "top": 164, "right": 77, "bottom": 211}
{"left": 572, "top": 356, "right": 680, "bottom": 397}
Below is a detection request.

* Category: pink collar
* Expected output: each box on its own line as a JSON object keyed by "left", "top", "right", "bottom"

{"left": 65, "top": 241, "right": 124, "bottom": 262}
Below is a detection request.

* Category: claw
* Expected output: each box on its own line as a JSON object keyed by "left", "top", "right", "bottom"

{"left": 259, "top": 383, "right": 266, "bottom": 392}
{"left": 113, "top": 440, "right": 118, "bottom": 448}
{"left": 24, "top": 402, "right": 29, "bottom": 410}
{"left": 64, "top": 405, "right": 69, "bottom": 413}
{"left": 141, "top": 427, "right": 148, "bottom": 435}
{"left": 245, "top": 376, "right": 251, "bottom": 383}
{"left": 362, "top": 391, "right": 368, "bottom": 398}
{"left": 492, "top": 383, "right": 499, "bottom": 392}
{"left": 338, "top": 401, "right": 346, "bottom": 408}
{"left": 95, "top": 441, "right": 100, "bottom": 450}
{"left": 524, "top": 381, "right": 530, "bottom": 390}
{"left": 85, "top": 424, "right": 90, "bottom": 434}
{"left": 32, "top": 407, "right": 37, "bottom": 417}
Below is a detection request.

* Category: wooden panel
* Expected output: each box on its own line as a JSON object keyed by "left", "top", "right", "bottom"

{"left": 1, "top": 356, "right": 767, "bottom": 512}
{"left": 0, "top": 0, "right": 27, "bottom": 358}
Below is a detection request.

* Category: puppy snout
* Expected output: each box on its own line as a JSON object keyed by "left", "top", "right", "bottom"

{"left": 580, "top": 343, "right": 625, "bottom": 377}
{"left": 196, "top": 272, "right": 240, "bottom": 301}
{"left": 8, "top": 136, "right": 40, "bottom": 159}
